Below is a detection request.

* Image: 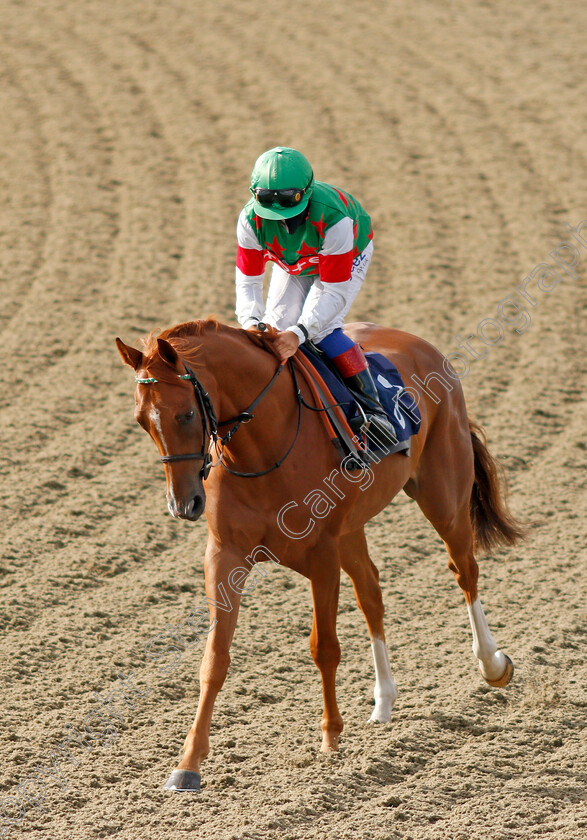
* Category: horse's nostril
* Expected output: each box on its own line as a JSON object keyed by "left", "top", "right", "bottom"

{"left": 166, "top": 492, "right": 205, "bottom": 521}
{"left": 190, "top": 494, "right": 205, "bottom": 520}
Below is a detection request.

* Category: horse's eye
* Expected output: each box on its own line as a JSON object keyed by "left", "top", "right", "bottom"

{"left": 178, "top": 410, "right": 195, "bottom": 426}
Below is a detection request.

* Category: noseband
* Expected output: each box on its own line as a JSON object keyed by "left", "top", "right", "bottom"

{"left": 135, "top": 356, "right": 302, "bottom": 480}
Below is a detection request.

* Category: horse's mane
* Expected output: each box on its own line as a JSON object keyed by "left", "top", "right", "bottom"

{"left": 140, "top": 317, "right": 279, "bottom": 367}
{"left": 140, "top": 317, "right": 221, "bottom": 359}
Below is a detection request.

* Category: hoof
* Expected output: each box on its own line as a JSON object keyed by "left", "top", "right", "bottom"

{"left": 368, "top": 695, "right": 395, "bottom": 724}
{"left": 484, "top": 654, "right": 514, "bottom": 688}
{"left": 163, "top": 769, "right": 201, "bottom": 792}
{"left": 368, "top": 711, "right": 392, "bottom": 724}
{"left": 320, "top": 732, "right": 340, "bottom": 752}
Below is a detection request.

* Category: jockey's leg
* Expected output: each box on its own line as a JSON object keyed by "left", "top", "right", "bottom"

{"left": 319, "top": 335, "right": 398, "bottom": 443}
{"left": 264, "top": 264, "right": 312, "bottom": 330}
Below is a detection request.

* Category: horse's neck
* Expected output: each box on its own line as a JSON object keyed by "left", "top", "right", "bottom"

{"left": 193, "top": 327, "right": 338, "bottom": 503}
{"left": 194, "top": 329, "right": 280, "bottom": 422}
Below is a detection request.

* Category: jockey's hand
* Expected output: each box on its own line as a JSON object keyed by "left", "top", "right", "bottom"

{"left": 273, "top": 330, "right": 300, "bottom": 361}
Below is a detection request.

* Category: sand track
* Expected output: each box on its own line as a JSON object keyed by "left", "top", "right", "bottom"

{"left": 0, "top": 1, "right": 585, "bottom": 838}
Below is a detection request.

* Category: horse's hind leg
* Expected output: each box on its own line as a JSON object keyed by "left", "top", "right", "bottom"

{"left": 340, "top": 529, "right": 397, "bottom": 722}
{"left": 405, "top": 447, "right": 513, "bottom": 687}
{"left": 438, "top": 508, "right": 513, "bottom": 685}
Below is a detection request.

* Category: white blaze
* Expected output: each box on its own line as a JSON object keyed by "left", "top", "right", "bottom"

{"left": 149, "top": 407, "right": 168, "bottom": 455}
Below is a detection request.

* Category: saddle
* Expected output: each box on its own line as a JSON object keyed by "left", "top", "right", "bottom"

{"left": 293, "top": 342, "right": 421, "bottom": 467}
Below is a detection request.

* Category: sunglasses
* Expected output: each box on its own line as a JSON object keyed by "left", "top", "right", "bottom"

{"left": 251, "top": 185, "right": 310, "bottom": 208}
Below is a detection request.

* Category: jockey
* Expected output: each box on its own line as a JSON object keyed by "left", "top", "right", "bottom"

{"left": 235, "top": 146, "right": 396, "bottom": 441}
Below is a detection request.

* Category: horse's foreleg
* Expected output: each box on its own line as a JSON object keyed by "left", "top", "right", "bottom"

{"left": 340, "top": 530, "right": 397, "bottom": 723}
{"left": 165, "top": 546, "right": 243, "bottom": 790}
{"left": 309, "top": 557, "right": 343, "bottom": 752}
{"left": 178, "top": 627, "right": 236, "bottom": 772}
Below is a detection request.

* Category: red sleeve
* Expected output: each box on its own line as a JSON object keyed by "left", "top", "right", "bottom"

{"left": 237, "top": 245, "right": 265, "bottom": 276}
{"left": 318, "top": 251, "right": 354, "bottom": 283}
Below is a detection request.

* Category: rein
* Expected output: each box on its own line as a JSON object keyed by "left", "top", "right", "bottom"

{"left": 216, "top": 360, "right": 303, "bottom": 478}
{"left": 135, "top": 357, "right": 304, "bottom": 479}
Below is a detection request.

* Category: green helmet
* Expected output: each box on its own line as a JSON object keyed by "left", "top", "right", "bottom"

{"left": 249, "top": 147, "right": 314, "bottom": 220}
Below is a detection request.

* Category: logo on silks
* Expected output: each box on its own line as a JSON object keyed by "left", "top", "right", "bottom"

{"left": 376, "top": 375, "right": 407, "bottom": 430}
{"left": 265, "top": 253, "right": 319, "bottom": 275}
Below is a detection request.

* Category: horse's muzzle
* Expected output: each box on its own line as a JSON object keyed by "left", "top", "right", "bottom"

{"left": 167, "top": 492, "right": 206, "bottom": 521}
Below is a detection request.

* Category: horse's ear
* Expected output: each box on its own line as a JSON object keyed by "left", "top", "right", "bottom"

{"left": 116, "top": 337, "right": 143, "bottom": 370}
{"left": 157, "top": 338, "right": 182, "bottom": 370}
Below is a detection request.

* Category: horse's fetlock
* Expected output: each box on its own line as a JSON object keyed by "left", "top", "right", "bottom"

{"left": 321, "top": 717, "right": 343, "bottom": 735}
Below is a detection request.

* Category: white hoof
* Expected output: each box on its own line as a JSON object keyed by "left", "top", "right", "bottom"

{"left": 478, "top": 650, "right": 507, "bottom": 682}
{"left": 481, "top": 652, "right": 514, "bottom": 688}
{"left": 368, "top": 694, "right": 395, "bottom": 723}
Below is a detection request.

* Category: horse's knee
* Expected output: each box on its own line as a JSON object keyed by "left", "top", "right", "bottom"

{"left": 310, "top": 637, "right": 341, "bottom": 671}
{"left": 200, "top": 647, "right": 231, "bottom": 686}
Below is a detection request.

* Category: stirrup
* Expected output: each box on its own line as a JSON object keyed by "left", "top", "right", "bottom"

{"left": 367, "top": 414, "right": 398, "bottom": 443}
{"left": 351, "top": 412, "right": 396, "bottom": 441}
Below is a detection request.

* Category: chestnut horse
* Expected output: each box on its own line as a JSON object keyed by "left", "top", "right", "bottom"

{"left": 116, "top": 319, "right": 523, "bottom": 792}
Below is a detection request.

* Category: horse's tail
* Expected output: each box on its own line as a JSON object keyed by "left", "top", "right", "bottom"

{"left": 469, "top": 420, "right": 526, "bottom": 552}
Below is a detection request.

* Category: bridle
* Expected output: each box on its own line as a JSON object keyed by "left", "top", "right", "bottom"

{"left": 135, "top": 364, "right": 217, "bottom": 480}
{"left": 135, "top": 357, "right": 303, "bottom": 480}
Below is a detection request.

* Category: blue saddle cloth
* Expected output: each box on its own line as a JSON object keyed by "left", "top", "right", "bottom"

{"left": 299, "top": 345, "right": 421, "bottom": 450}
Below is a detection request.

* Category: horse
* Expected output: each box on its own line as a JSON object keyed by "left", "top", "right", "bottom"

{"left": 116, "top": 318, "right": 524, "bottom": 792}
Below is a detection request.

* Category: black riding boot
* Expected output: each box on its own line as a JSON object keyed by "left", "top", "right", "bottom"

{"left": 344, "top": 367, "right": 398, "bottom": 445}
